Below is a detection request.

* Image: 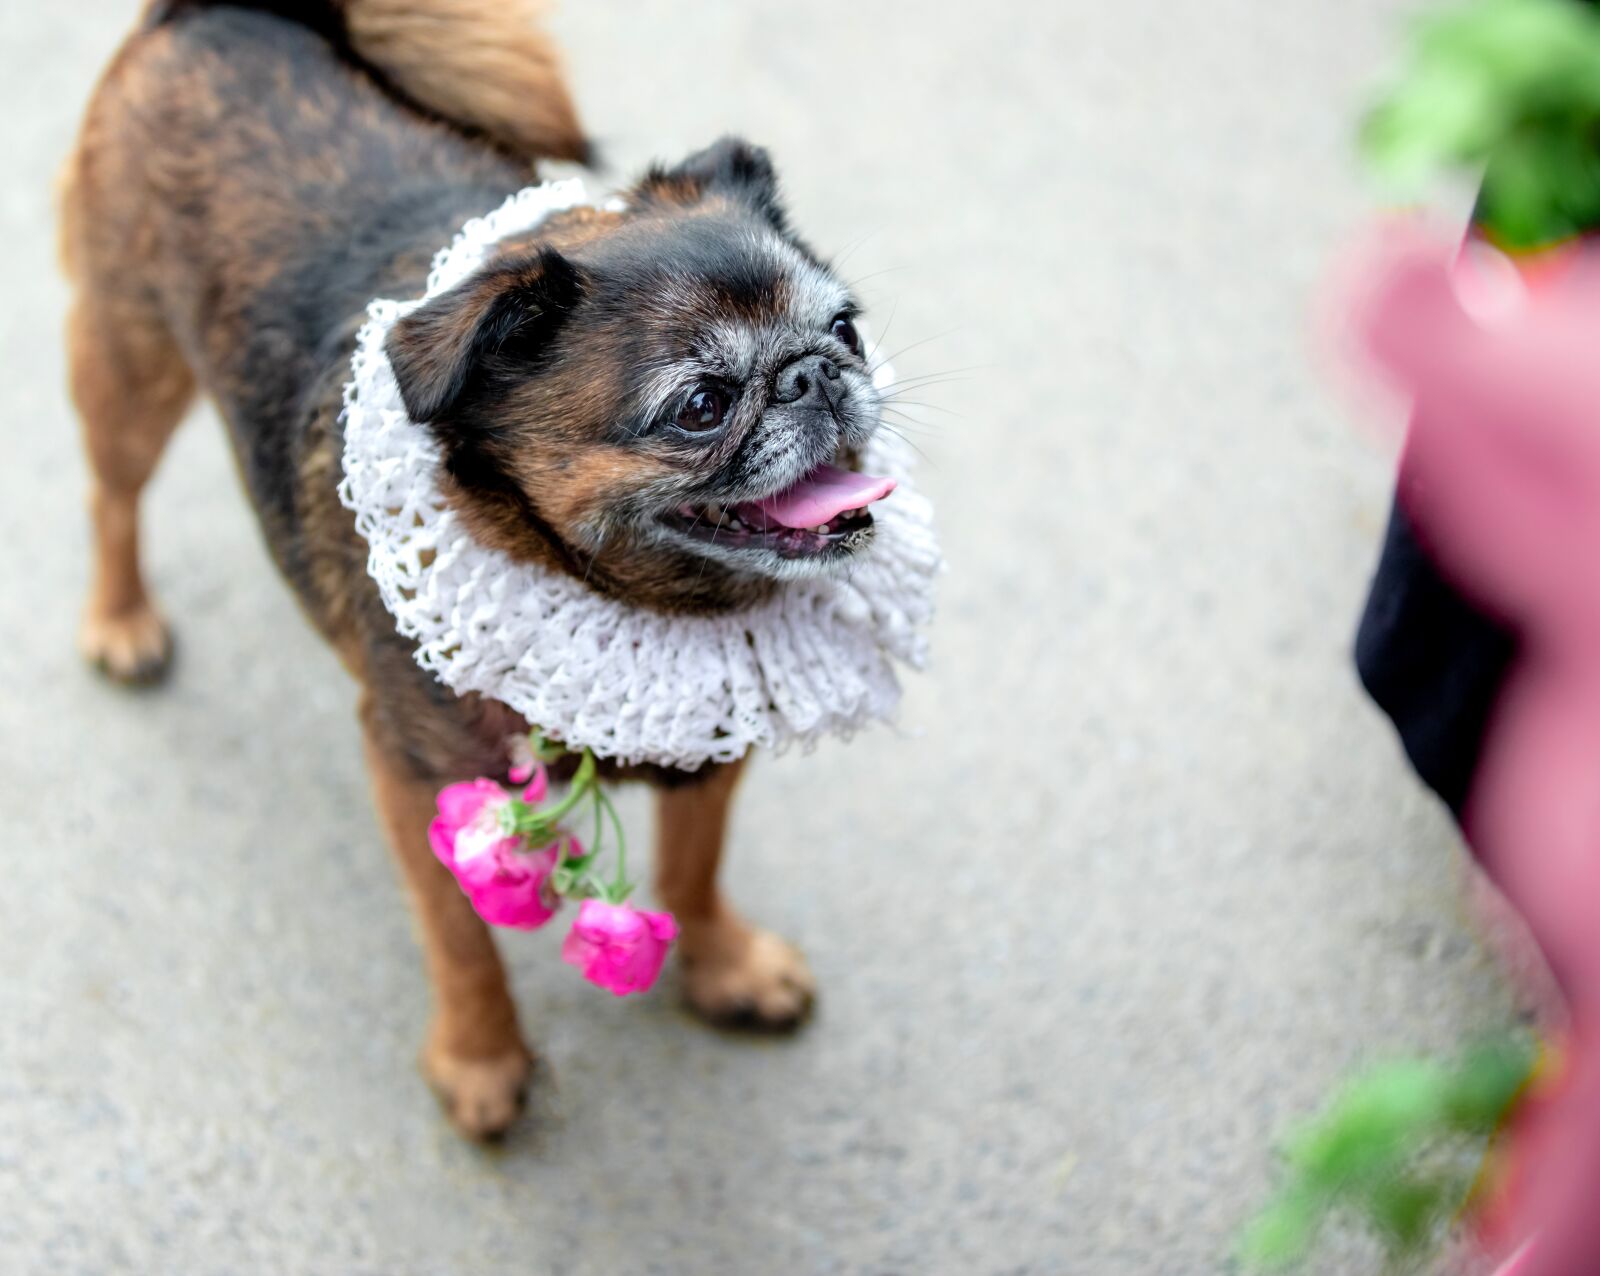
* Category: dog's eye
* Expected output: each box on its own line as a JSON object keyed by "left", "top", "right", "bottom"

{"left": 829, "top": 314, "right": 862, "bottom": 356}
{"left": 674, "top": 386, "right": 730, "bottom": 432}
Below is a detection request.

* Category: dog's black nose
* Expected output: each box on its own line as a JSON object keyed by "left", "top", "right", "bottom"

{"left": 773, "top": 354, "right": 840, "bottom": 405}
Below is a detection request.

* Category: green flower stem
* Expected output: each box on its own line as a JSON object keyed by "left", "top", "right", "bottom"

{"left": 595, "top": 785, "right": 631, "bottom": 903}
{"left": 537, "top": 749, "right": 597, "bottom": 825}
{"left": 510, "top": 737, "right": 638, "bottom": 905}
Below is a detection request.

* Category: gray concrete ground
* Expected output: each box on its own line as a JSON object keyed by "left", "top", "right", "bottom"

{"left": 0, "top": 2, "right": 1526, "bottom": 1273}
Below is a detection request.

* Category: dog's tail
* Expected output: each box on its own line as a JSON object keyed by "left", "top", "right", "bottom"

{"left": 142, "top": 0, "right": 589, "bottom": 164}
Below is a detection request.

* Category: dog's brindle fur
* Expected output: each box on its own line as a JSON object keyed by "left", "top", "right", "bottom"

{"left": 63, "top": 1, "right": 825, "bottom": 1139}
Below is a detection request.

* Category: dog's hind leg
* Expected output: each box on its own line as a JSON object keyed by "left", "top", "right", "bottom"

{"left": 655, "top": 759, "right": 817, "bottom": 1029}
{"left": 67, "top": 298, "right": 194, "bottom": 684}
{"left": 361, "top": 707, "right": 533, "bottom": 1141}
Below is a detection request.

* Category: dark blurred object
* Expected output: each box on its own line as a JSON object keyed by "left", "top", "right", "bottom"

{"left": 1355, "top": 503, "right": 1514, "bottom": 815}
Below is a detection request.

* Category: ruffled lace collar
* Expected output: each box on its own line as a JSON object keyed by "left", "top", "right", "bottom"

{"left": 339, "top": 180, "right": 940, "bottom": 768}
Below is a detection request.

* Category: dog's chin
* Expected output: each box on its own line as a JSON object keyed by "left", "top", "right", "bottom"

{"left": 650, "top": 505, "right": 878, "bottom": 581}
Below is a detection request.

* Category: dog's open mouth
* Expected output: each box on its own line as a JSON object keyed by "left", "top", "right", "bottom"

{"left": 660, "top": 463, "right": 897, "bottom": 560}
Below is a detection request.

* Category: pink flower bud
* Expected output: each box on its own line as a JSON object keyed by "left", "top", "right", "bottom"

{"left": 520, "top": 763, "right": 549, "bottom": 804}
{"left": 504, "top": 733, "right": 550, "bottom": 801}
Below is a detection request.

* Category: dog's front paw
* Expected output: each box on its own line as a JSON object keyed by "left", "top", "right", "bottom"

{"left": 421, "top": 1040, "right": 533, "bottom": 1142}
{"left": 679, "top": 921, "right": 815, "bottom": 1030}
{"left": 80, "top": 603, "right": 172, "bottom": 685}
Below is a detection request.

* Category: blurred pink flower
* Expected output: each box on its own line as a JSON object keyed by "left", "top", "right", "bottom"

{"left": 1352, "top": 225, "right": 1600, "bottom": 1276}
{"left": 560, "top": 900, "right": 677, "bottom": 996}
{"left": 428, "top": 779, "right": 565, "bottom": 930}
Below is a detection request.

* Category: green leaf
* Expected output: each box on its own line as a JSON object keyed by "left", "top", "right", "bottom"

{"left": 1361, "top": 0, "right": 1600, "bottom": 249}
{"left": 1442, "top": 1038, "right": 1539, "bottom": 1131}
{"left": 532, "top": 730, "right": 569, "bottom": 764}
{"left": 1364, "top": 1174, "right": 1455, "bottom": 1256}
{"left": 1239, "top": 1194, "right": 1323, "bottom": 1267}
{"left": 1284, "top": 1061, "right": 1449, "bottom": 1191}
{"left": 1240, "top": 1035, "right": 1536, "bottom": 1270}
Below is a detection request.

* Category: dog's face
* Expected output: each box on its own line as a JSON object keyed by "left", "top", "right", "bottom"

{"left": 386, "top": 138, "right": 896, "bottom": 613}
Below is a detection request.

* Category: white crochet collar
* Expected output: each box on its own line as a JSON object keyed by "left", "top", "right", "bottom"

{"left": 339, "top": 179, "right": 940, "bottom": 769}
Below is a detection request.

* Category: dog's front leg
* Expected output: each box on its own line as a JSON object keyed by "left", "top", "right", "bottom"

{"left": 361, "top": 713, "right": 532, "bottom": 1140}
{"left": 655, "top": 758, "right": 815, "bottom": 1028}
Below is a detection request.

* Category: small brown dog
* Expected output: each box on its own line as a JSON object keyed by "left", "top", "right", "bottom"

{"left": 64, "top": 0, "right": 894, "bottom": 1138}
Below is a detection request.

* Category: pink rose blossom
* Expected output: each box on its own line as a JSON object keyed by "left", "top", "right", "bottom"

{"left": 560, "top": 900, "right": 678, "bottom": 996}
{"left": 428, "top": 779, "right": 515, "bottom": 862}
{"left": 428, "top": 779, "right": 567, "bottom": 930}
{"left": 458, "top": 841, "right": 565, "bottom": 930}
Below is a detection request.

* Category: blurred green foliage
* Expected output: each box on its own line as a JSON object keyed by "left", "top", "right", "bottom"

{"left": 1363, "top": 0, "right": 1600, "bottom": 249}
{"left": 1240, "top": 1037, "right": 1537, "bottom": 1271}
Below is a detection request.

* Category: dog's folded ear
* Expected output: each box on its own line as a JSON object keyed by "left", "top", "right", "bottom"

{"left": 633, "top": 136, "right": 788, "bottom": 233}
{"left": 387, "top": 246, "right": 584, "bottom": 423}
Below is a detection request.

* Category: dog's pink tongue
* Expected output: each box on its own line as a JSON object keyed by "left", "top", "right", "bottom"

{"left": 756, "top": 464, "right": 897, "bottom": 529}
